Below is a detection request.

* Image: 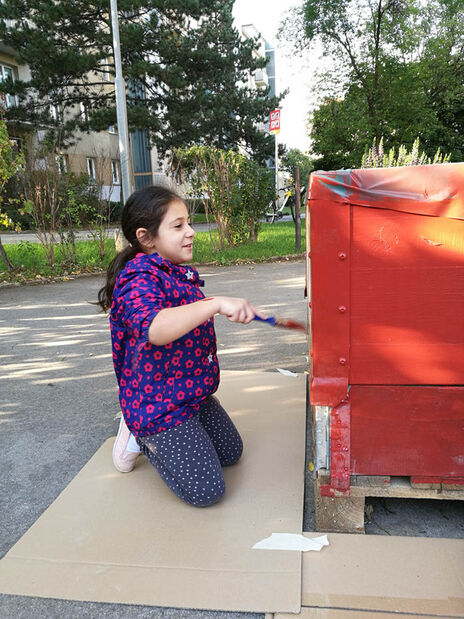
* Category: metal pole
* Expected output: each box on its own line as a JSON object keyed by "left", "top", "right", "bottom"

{"left": 110, "top": 0, "right": 132, "bottom": 204}
{"left": 274, "top": 132, "right": 279, "bottom": 198}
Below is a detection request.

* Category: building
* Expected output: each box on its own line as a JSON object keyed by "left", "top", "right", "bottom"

{"left": 0, "top": 40, "right": 162, "bottom": 204}
{"left": 240, "top": 24, "right": 275, "bottom": 132}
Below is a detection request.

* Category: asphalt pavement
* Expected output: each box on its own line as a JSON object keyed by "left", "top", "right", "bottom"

{"left": 1, "top": 260, "right": 462, "bottom": 618}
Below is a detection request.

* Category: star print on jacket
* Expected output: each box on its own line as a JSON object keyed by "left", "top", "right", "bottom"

{"left": 110, "top": 252, "right": 220, "bottom": 437}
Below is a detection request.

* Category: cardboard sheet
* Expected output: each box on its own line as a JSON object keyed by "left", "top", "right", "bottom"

{"left": 275, "top": 610, "right": 445, "bottom": 618}
{"left": 0, "top": 371, "right": 306, "bottom": 613}
{"left": 275, "top": 532, "right": 464, "bottom": 618}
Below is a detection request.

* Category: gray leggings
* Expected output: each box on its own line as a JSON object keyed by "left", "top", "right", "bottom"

{"left": 136, "top": 396, "right": 243, "bottom": 507}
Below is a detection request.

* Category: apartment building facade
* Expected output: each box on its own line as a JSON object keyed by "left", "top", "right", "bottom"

{"left": 0, "top": 40, "right": 162, "bottom": 204}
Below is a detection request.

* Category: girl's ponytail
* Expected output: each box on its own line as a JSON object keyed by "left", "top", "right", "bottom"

{"left": 97, "top": 244, "right": 138, "bottom": 312}
{"left": 96, "top": 184, "right": 185, "bottom": 313}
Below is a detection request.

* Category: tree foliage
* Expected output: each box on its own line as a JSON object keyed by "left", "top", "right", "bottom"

{"left": 280, "top": 148, "right": 313, "bottom": 189}
{"left": 172, "top": 145, "right": 274, "bottom": 248}
{"left": 0, "top": 117, "right": 24, "bottom": 269}
{"left": 279, "top": 0, "right": 464, "bottom": 169}
{"left": 0, "top": 0, "right": 281, "bottom": 162}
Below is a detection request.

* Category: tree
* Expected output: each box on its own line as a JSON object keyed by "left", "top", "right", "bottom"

{"left": 0, "top": 0, "right": 281, "bottom": 162}
{"left": 279, "top": 0, "right": 464, "bottom": 169}
{"left": 172, "top": 145, "right": 274, "bottom": 248}
{"left": 0, "top": 118, "right": 23, "bottom": 270}
{"left": 280, "top": 148, "right": 313, "bottom": 189}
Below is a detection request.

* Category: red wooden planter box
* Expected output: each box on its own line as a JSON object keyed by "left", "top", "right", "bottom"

{"left": 307, "top": 163, "right": 464, "bottom": 495}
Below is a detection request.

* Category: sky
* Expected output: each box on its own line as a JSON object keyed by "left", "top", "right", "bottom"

{"left": 232, "top": 0, "right": 313, "bottom": 153}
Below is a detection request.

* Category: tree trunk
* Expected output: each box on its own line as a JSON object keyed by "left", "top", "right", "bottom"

{"left": 0, "top": 236, "right": 15, "bottom": 271}
{"left": 294, "top": 167, "right": 301, "bottom": 252}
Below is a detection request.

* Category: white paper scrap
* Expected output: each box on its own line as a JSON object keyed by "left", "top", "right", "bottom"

{"left": 276, "top": 368, "right": 298, "bottom": 377}
{"left": 252, "top": 533, "right": 329, "bottom": 552}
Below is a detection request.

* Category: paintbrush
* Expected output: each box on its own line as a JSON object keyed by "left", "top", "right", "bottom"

{"left": 253, "top": 315, "right": 306, "bottom": 332}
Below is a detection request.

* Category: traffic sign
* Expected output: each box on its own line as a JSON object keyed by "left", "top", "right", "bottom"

{"left": 270, "top": 109, "right": 281, "bottom": 134}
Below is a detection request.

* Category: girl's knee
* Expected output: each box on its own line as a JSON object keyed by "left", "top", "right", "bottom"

{"left": 221, "top": 436, "right": 243, "bottom": 467}
{"left": 185, "top": 479, "right": 226, "bottom": 507}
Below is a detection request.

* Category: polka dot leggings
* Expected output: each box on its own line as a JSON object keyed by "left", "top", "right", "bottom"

{"left": 135, "top": 396, "right": 243, "bottom": 507}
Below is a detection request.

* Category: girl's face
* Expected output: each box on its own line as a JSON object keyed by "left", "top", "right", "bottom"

{"left": 148, "top": 200, "right": 195, "bottom": 264}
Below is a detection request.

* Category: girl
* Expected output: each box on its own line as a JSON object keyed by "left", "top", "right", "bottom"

{"left": 98, "top": 185, "right": 262, "bottom": 507}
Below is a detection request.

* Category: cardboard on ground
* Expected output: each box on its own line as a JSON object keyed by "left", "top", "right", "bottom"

{"left": 0, "top": 371, "right": 305, "bottom": 613}
{"left": 274, "top": 533, "right": 464, "bottom": 618}
{"left": 1, "top": 370, "right": 463, "bottom": 616}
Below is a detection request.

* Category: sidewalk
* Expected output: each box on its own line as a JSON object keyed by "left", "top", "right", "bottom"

{"left": 0, "top": 215, "right": 302, "bottom": 244}
{"left": 0, "top": 223, "right": 212, "bottom": 244}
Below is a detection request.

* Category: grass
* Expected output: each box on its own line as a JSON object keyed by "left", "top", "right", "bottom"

{"left": 192, "top": 221, "right": 305, "bottom": 264}
{"left": 193, "top": 212, "right": 208, "bottom": 223}
{"left": 0, "top": 221, "right": 305, "bottom": 284}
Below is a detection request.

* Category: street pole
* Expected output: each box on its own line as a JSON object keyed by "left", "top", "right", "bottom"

{"left": 274, "top": 132, "right": 279, "bottom": 199}
{"left": 110, "top": 0, "right": 132, "bottom": 205}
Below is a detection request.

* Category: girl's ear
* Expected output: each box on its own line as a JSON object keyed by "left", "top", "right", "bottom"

{"left": 135, "top": 227, "right": 155, "bottom": 250}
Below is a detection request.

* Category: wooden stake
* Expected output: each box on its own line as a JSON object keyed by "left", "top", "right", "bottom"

{"left": 295, "top": 166, "right": 301, "bottom": 252}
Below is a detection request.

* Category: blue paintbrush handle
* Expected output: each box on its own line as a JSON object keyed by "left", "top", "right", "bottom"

{"left": 253, "top": 315, "right": 277, "bottom": 326}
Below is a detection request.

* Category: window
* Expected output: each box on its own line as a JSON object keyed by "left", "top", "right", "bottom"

{"left": 80, "top": 101, "right": 89, "bottom": 122}
{"left": 55, "top": 155, "right": 67, "bottom": 174}
{"left": 99, "top": 57, "right": 112, "bottom": 82}
{"left": 111, "top": 160, "right": 120, "bottom": 184}
{"left": 50, "top": 104, "right": 63, "bottom": 123}
{"left": 0, "top": 64, "right": 17, "bottom": 109}
{"left": 108, "top": 124, "right": 118, "bottom": 134}
{"left": 86, "top": 157, "right": 96, "bottom": 179}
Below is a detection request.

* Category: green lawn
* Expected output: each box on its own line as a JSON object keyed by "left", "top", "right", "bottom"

{"left": 192, "top": 221, "right": 305, "bottom": 264}
{"left": 0, "top": 221, "right": 305, "bottom": 283}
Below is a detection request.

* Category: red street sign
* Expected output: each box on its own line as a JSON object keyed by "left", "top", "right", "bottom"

{"left": 270, "top": 109, "right": 281, "bottom": 134}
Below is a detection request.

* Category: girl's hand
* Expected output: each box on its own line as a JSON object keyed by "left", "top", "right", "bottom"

{"left": 215, "top": 296, "right": 263, "bottom": 324}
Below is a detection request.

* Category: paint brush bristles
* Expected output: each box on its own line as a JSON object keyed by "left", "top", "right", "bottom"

{"left": 274, "top": 317, "right": 306, "bottom": 331}
{"left": 253, "top": 315, "right": 306, "bottom": 332}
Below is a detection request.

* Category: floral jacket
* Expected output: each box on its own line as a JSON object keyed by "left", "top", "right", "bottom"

{"left": 110, "top": 252, "right": 219, "bottom": 436}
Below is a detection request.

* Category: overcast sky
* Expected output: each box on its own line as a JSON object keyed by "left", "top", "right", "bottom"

{"left": 232, "top": 0, "right": 313, "bottom": 153}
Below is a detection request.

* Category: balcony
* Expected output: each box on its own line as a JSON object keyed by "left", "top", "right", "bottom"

{"left": 254, "top": 69, "right": 268, "bottom": 88}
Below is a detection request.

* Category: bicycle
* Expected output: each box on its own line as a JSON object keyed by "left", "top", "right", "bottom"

{"left": 265, "top": 185, "right": 306, "bottom": 223}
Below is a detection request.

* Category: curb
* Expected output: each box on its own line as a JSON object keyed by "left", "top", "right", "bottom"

{"left": 0, "top": 255, "right": 305, "bottom": 289}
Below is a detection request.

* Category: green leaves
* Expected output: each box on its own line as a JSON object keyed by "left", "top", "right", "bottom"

{"left": 282, "top": 0, "right": 464, "bottom": 169}
{"left": 173, "top": 145, "right": 273, "bottom": 248}
{"left": 1, "top": 0, "right": 281, "bottom": 161}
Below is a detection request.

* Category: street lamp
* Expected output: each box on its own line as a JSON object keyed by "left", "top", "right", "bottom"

{"left": 110, "top": 0, "right": 133, "bottom": 204}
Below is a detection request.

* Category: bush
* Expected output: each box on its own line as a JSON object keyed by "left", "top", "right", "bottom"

{"left": 172, "top": 145, "right": 274, "bottom": 248}
{"left": 361, "top": 137, "right": 451, "bottom": 168}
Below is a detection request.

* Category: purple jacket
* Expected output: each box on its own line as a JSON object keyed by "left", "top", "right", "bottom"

{"left": 110, "top": 252, "right": 219, "bottom": 437}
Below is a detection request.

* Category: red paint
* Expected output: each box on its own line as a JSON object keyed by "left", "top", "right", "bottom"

{"left": 350, "top": 207, "right": 464, "bottom": 384}
{"left": 309, "top": 198, "right": 350, "bottom": 405}
{"left": 308, "top": 163, "right": 464, "bottom": 487}
{"left": 275, "top": 317, "right": 306, "bottom": 331}
{"left": 350, "top": 385, "right": 464, "bottom": 478}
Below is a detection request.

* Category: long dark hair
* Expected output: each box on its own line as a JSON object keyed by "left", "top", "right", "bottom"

{"left": 97, "top": 185, "right": 185, "bottom": 312}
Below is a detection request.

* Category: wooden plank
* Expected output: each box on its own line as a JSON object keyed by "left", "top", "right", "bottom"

{"left": 350, "top": 475, "right": 390, "bottom": 487}
{"left": 350, "top": 476, "right": 464, "bottom": 500}
{"left": 315, "top": 474, "right": 464, "bottom": 533}
{"left": 411, "top": 481, "right": 441, "bottom": 490}
{"left": 315, "top": 479, "right": 365, "bottom": 534}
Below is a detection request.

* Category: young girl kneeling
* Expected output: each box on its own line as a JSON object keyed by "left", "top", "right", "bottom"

{"left": 98, "top": 186, "right": 262, "bottom": 507}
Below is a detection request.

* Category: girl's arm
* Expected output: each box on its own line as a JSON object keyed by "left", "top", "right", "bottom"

{"left": 148, "top": 296, "right": 261, "bottom": 346}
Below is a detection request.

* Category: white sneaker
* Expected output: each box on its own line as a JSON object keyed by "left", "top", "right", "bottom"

{"left": 112, "top": 416, "right": 141, "bottom": 473}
